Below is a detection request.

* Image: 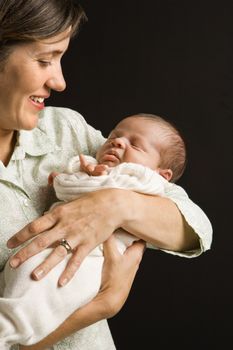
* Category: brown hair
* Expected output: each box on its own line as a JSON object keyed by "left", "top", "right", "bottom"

{"left": 134, "top": 113, "right": 187, "bottom": 182}
{"left": 0, "top": 0, "right": 87, "bottom": 67}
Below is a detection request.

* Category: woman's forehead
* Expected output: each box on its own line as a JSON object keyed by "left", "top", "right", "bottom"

{"left": 39, "top": 26, "right": 72, "bottom": 45}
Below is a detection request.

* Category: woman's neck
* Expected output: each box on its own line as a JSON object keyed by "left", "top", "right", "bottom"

{"left": 0, "top": 130, "right": 17, "bottom": 166}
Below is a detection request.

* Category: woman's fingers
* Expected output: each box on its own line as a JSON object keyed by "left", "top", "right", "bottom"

{"left": 124, "top": 240, "right": 146, "bottom": 265}
{"left": 103, "top": 236, "right": 145, "bottom": 264}
{"left": 57, "top": 245, "right": 92, "bottom": 286}
{"left": 7, "top": 190, "right": 123, "bottom": 281}
{"left": 102, "top": 234, "right": 118, "bottom": 257}
{"left": 32, "top": 240, "right": 99, "bottom": 285}
{"left": 7, "top": 211, "right": 57, "bottom": 248}
{"left": 8, "top": 228, "right": 61, "bottom": 268}
{"left": 95, "top": 236, "right": 146, "bottom": 318}
{"left": 31, "top": 244, "right": 70, "bottom": 281}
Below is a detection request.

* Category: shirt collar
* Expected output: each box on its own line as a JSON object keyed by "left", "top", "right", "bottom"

{"left": 11, "top": 126, "right": 58, "bottom": 160}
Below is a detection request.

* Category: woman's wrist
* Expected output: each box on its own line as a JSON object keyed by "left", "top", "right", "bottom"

{"left": 102, "top": 188, "right": 135, "bottom": 229}
{"left": 18, "top": 300, "right": 107, "bottom": 350}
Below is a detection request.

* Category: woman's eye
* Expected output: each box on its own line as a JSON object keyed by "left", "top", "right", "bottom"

{"left": 38, "top": 60, "right": 52, "bottom": 66}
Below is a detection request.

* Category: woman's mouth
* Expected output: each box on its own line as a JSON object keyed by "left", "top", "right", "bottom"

{"left": 29, "top": 96, "right": 45, "bottom": 110}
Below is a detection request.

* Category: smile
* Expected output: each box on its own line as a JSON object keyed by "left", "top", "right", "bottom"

{"left": 30, "top": 96, "right": 45, "bottom": 104}
{"left": 29, "top": 96, "right": 46, "bottom": 111}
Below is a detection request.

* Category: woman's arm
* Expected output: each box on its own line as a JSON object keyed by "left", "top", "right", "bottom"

{"left": 7, "top": 188, "right": 203, "bottom": 285}
{"left": 19, "top": 237, "right": 145, "bottom": 350}
{"left": 122, "top": 190, "right": 199, "bottom": 251}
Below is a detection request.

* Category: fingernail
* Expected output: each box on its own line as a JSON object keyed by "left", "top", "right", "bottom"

{"left": 33, "top": 269, "right": 44, "bottom": 280}
{"left": 59, "top": 278, "right": 68, "bottom": 287}
{"left": 7, "top": 240, "right": 14, "bottom": 248}
{"left": 9, "top": 258, "right": 20, "bottom": 268}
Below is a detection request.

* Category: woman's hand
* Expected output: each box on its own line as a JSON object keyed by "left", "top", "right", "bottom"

{"left": 18, "top": 236, "right": 145, "bottom": 350}
{"left": 94, "top": 235, "right": 145, "bottom": 317}
{"left": 7, "top": 187, "right": 198, "bottom": 286}
{"left": 7, "top": 189, "right": 127, "bottom": 286}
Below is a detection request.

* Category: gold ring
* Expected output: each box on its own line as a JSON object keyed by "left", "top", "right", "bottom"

{"left": 59, "top": 238, "right": 72, "bottom": 253}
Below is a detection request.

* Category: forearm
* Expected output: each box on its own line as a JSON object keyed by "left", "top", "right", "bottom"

{"left": 117, "top": 190, "right": 199, "bottom": 252}
{"left": 8, "top": 187, "right": 201, "bottom": 284}
{"left": 19, "top": 237, "right": 145, "bottom": 350}
{"left": 19, "top": 299, "right": 108, "bottom": 350}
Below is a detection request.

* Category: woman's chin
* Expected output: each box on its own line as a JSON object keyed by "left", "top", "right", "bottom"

{"left": 21, "top": 116, "right": 39, "bottom": 130}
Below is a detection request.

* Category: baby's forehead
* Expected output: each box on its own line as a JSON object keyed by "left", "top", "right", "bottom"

{"left": 116, "top": 116, "right": 158, "bottom": 128}
{"left": 113, "top": 117, "right": 170, "bottom": 147}
{"left": 115, "top": 116, "right": 166, "bottom": 134}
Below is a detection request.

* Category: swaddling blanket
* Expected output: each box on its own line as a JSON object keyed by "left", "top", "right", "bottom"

{"left": 0, "top": 156, "right": 167, "bottom": 348}
{"left": 53, "top": 155, "right": 166, "bottom": 201}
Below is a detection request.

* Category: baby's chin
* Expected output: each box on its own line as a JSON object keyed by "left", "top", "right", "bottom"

{"left": 101, "top": 160, "right": 119, "bottom": 167}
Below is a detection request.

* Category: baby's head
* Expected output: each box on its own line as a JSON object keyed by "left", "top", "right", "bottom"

{"left": 96, "top": 113, "right": 186, "bottom": 182}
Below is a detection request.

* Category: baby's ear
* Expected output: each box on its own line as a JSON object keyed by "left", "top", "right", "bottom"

{"left": 158, "top": 168, "right": 173, "bottom": 181}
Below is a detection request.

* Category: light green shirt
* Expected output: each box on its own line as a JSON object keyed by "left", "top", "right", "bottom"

{"left": 0, "top": 106, "right": 212, "bottom": 349}
{"left": 0, "top": 107, "right": 115, "bottom": 350}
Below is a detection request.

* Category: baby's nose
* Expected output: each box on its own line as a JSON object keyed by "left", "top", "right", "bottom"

{"left": 112, "top": 137, "right": 126, "bottom": 148}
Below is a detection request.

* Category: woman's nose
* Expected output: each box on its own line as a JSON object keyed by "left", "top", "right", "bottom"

{"left": 46, "top": 64, "right": 66, "bottom": 92}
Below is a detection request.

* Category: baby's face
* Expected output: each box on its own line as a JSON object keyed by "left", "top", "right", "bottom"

{"left": 96, "top": 116, "right": 164, "bottom": 170}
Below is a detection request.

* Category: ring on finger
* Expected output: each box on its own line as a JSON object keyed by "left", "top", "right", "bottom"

{"left": 59, "top": 238, "right": 72, "bottom": 254}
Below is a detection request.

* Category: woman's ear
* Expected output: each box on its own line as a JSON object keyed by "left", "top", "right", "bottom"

{"left": 158, "top": 168, "right": 173, "bottom": 181}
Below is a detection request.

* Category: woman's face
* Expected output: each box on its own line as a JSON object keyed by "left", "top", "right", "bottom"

{"left": 0, "top": 28, "right": 71, "bottom": 132}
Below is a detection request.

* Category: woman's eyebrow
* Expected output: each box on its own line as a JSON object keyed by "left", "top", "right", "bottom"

{"left": 35, "top": 49, "right": 65, "bottom": 56}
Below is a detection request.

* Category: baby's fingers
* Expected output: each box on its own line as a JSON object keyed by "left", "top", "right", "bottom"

{"left": 79, "top": 154, "right": 95, "bottom": 174}
{"left": 92, "top": 164, "right": 108, "bottom": 176}
{"left": 79, "top": 154, "right": 88, "bottom": 170}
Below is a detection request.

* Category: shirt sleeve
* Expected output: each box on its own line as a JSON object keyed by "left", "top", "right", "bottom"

{"left": 147, "top": 183, "right": 213, "bottom": 258}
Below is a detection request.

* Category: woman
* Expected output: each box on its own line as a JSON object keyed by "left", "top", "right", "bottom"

{"left": 0, "top": 1, "right": 212, "bottom": 350}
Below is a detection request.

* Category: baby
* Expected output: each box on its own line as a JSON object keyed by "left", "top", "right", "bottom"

{"left": 0, "top": 113, "right": 186, "bottom": 348}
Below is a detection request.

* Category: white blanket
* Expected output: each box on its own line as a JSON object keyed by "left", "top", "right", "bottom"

{"left": 0, "top": 157, "right": 167, "bottom": 348}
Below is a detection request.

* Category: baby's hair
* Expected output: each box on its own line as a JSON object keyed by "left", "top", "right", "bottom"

{"left": 133, "top": 113, "right": 187, "bottom": 182}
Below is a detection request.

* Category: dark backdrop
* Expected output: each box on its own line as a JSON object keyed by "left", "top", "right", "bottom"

{"left": 49, "top": 1, "right": 233, "bottom": 348}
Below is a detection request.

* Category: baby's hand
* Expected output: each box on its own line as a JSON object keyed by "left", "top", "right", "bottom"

{"left": 48, "top": 172, "right": 60, "bottom": 185}
{"left": 79, "top": 154, "right": 108, "bottom": 176}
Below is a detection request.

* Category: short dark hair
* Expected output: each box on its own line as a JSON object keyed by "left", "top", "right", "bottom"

{"left": 0, "top": 0, "right": 87, "bottom": 67}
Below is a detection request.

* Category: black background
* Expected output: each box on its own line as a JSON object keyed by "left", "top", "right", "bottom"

{"left": 49, "top": 1, "right": 233, "bottom": 349}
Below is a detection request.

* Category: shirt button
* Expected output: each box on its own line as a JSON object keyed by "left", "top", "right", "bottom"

{"left": 23, "top": 199, "right": 29, "bottom": 207}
